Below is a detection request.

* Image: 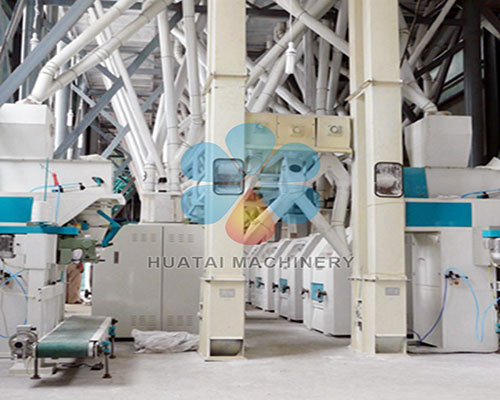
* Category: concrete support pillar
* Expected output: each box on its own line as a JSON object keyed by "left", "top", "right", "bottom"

{"left": 349, "top": 0, "right": 407, "bottom": 355}
{"left": 198, "top": 0, "right": 246, "bottom": 360}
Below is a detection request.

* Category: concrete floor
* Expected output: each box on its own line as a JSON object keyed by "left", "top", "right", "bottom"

{"left": 1, "top": 308, "right": 500, "bottom": 400}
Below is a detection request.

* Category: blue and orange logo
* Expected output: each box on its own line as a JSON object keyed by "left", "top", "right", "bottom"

{"left": 181, "top": 124, "right": 321, "bottom": 245}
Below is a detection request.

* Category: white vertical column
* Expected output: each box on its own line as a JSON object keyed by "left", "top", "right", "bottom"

{"left": 349, "top": 0, "right": 407, "bottom": 355}
{"left": 198, "top": 0, "right": 247, "bottom": 360}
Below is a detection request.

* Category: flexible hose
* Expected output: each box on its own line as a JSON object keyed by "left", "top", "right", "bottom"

{"left": 0, "top": 265, "right": 28, "bottom": 338}
{"left": 445, "top": 267, "right": 481, "bottom": 342}
{"left": 418, "top": 275, "right": 449, "bottom": 345}
{"left": 416, "top": 266, "right": 500, "bottom": 345}
{"left": 461, "top": 188, "right": 500, "bottom": 199}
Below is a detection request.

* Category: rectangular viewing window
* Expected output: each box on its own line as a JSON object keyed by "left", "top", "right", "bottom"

{"left": 213, "top": 158, "right": 245, "bottom": 195}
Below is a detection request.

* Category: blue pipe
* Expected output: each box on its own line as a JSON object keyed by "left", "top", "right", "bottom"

{"left": 416, "top": 267, "right": 499, "bottom": 346}
{"left": 29, "top": 183, "right": 80, "bottom": 193}
{"left": 418, "top": 275, "right": 449, "bottom": 345}
{"left": 444, "top": 267, "right": 482, "bottom": 342}
{"left": 461, "top": 188, "right": 500, "bottom": 198}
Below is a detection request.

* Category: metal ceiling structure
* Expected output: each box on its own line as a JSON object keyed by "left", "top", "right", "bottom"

{"left": 0, "top": 0, "right": 499, "bottom": 217}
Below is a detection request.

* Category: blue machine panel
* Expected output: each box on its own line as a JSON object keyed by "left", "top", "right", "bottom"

{"left": 0, "top": 225, "right": 79, "bottom": 235}
{"left": 406, "top": 202, "right": 472, "bottom": 227}
{"left": 0, "top": 197, "right": 33, "bottom": 223}
{"left": 403, "top": 167, "right": 428, "bottom": 198}
{"left": 255, "top": 276, "right": 264, "bottom": 289}
{"left": 311, "top": 282, "right": 325, "bottom": 302}
{"left": 482, "top": 230, "right": 500, "bottom": 238}
{"left": 279, "top": 278, "right": 288, "bottom": 292}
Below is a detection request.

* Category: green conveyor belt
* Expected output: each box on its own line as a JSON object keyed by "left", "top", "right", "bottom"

{"left": 37, "top": 315, "right": 108, "bottom": 358}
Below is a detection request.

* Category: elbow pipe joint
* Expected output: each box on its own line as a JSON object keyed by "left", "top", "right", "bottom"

{"left": 316, "top": 289, "right": 327, "bottom": 303}
{"left": 280, "top": 285, "right": 290, "bottom": 294}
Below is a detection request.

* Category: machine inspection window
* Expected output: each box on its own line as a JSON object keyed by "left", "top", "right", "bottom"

{"left": 374, "top": 162, "right": 403, "bottom": 198}
{"left": 213, "top": 158, "right": 245, "bottom": 195}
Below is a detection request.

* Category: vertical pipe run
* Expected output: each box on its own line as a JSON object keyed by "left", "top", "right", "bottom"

{"left": 316, "top": 33, "right": 330, "bottom": 114}
{"left": 54, "top": 41, "right": 70, "bottom": 150}
{"left": 463, "top": 0, "right": 485, "bottom": 166}
{"left": 158, "top": 9, "right": 182, "bottom": 195}
{"left": 182, "top": 0, "right": 203, "bottom": 146}
{"left": 304, "top": 30, "right": 316, "bottom": 109}
{"left": 327, "top": 0, "right": 347, "bottom": 114}
{"left": 20, "top": 0, "right": 35, "bottom": 97}
{"left": 484, "top": 30, "right": 500, "bottom": 160}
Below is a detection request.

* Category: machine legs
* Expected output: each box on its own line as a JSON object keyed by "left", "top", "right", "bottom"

{"left": 109, "top": 319, "right": 117, "bottom": 359}
{"left": 101, "top": 341, "right": 112, "bottom": 379}
{"left": 31, "top": 346, "right": 40, "bottom": 380}
{"left": 103, "top": 353, "right": 111, "bottom": 379}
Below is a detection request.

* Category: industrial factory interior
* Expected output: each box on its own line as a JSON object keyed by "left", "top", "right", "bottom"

{"left": 2, "top": 0, "right": 500, "bottom": 398}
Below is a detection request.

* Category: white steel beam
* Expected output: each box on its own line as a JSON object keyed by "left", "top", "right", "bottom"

{"left": 198, "top": 0, "right": 247, "bottom": 360}
{"left": 349, "top": 0, "right": 407, "bottom": 355}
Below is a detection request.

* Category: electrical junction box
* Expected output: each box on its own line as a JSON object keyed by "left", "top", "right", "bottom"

{"left": 276, "top": 114, "right": 316, "bottom": 147}
{"left": 93, "top": 223, "right": 205, "bottom": 337}
{"left": 316, "top": 115, "right": 351, "bottom": 153}
{"left": 246, "top": 113, "right": 352, "bottom": 154}
{"left": 0, "top": 103, "right": 55, "bottom": 159}
{"left": 245, "top": 112, "right": 277, "bottom": 142}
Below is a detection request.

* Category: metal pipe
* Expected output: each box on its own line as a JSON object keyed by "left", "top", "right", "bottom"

{"left": 88, "top": 9, "right": 146, "bottom": 194}
{"left": 251, "top": 54, "right": 287, "bottom": 112}
{"left": 326, "top": 0, "right": 347, "bottom": 114}
{"left": 276, "top": 0, "right": 349, "bottom": 56}
{"left": 158, "top": 9, "right": 182, "bottom": 194}
{"left": 303, "top": 30, "right": 316, "bottom": 109}
{"left": 323, "top": 154, "right": 350, "bottom": 251}
{"left": 29, "top": 0, "right": 174, "bottom": 103}
{"left": 247, "top": 0, "right": 335, "bottom": 87}
{"left": 54, "top": 41, "right": 70, "bottom": 149}
{"left": 174, "top": 57, "right": 188, "bottom": 106}
{"left": 398, "top": 8, "right": 438, "bottom": 114}
{"left": 152, "top": 94, "right": 165, "bottom": 146}
{"left": 484, "top": 29, "right": 500, "bottom": 160}
{"left": 94, "top": 0, "right": 166, "bottom": 178}
{"left": 463, "top": 0, "right": 485, "bottom": 166}
{"left": 0, "top": 0, "right": 27, "bottom": 65}
{"left": 275, "top": 84, "right": 311, "bottom": 114}
{"left": 430, "top": 28, "right": 460, "bottom": 102}
{"left": 171, "top": 26, "right": 208, "bottom": 71}
{"left": 246, "top": 47, "right": 310, "bottom": 114}
{"left": 182, "top": 0, "right": 203, "bottom": 147}
{"left": 316, "top": 33, "right": 330, "bottom": 114}
{"left": 0, "top": 0, "right": 94, "bottom": 106}
{"left": 28, "top": 0, "right": 138, "bottom": 102}
{"left": 246, "top": 78, "right": 265, "bottom": 111}
{"left": 408, "top": 0, "right": 457, "bottom": 67}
